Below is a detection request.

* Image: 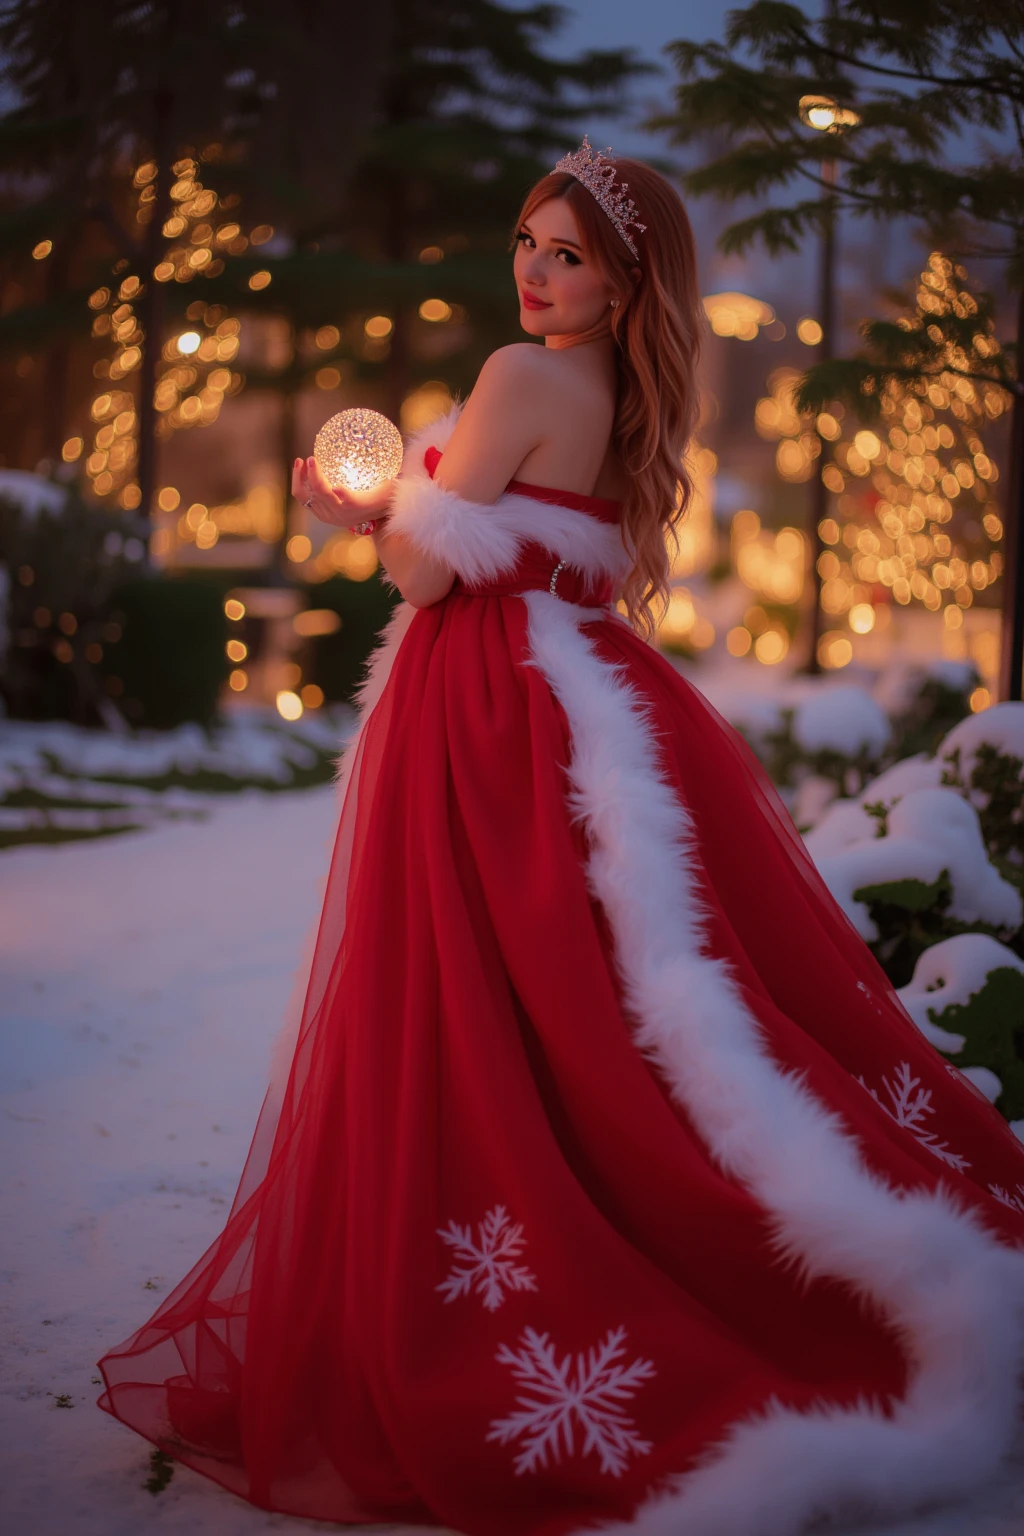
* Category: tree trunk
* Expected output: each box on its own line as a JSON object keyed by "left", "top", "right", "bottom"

{"left": 135, "top": 82, "right": 173, "bottom": 532}
{"left": 997, "top": 286, "right": 1024, "bottom": 702}
{"left": 275, "top": 363, "right": 298, "bottom": 585}
{"left": 382, "top": 174, "right": 412, "bottom": 428}
{"left": 40, "top": 238, "right": 74, "bottom": 463}
{"left": 804, "top": 159, "right": 837, "bottom": 675}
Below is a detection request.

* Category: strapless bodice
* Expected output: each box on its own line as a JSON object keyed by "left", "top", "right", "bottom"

{"left": 423, "top": 445, "right": 622, "bottom": 525}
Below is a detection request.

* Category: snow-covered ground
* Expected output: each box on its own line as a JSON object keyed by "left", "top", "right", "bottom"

{"left": 4, "top": 788, "right": 1024, "bottom": 1536}
{"left": 0, "top": 708, "right": 353, "bottom": 847}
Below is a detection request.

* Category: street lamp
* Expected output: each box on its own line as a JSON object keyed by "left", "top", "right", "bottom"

{"left": 798, "top": 96, "right": 860, "bottom": 134}
{"left": 798, "top": 92, "right": 860, "bottom": 673}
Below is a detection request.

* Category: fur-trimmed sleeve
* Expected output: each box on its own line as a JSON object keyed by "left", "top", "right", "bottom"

{"left": 385, "top": 406, "right": 629, "bottom": 586}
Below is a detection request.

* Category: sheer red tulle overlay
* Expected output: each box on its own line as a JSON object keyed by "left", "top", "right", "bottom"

{"left": 97, "top": 467, "right": 1024, "bottom": 1535}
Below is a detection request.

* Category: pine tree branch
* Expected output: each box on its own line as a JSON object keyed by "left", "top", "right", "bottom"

{"left": 785, "top": 31, "right": 1015, "bottom": 95}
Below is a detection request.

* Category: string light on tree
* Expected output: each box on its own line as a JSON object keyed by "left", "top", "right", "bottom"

{"left": 82, "top": 155, "right": 247, "bottom": 516}
{"left": 817, "top": 254, "right": 1006, "bottom": 673}
{"left": 314, "top": 409, "right": 404, "bottom": 491}
{"left": 703, "top": 292, "right": 775, "bottom": 341}
{"left": 754, "top": 368, "right": 825, "bottom": 483}
{"left": 751, "top": 257, "right": 1007, "bottom": 676}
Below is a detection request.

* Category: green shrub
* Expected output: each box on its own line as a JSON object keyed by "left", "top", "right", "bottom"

{"left": 302, "top": 575, "right": 400, "bottom": 704}
{"left": 942, "top": 741, "right": 1024, "bottom": 883}
{"left": 751, "top": 669, "right": 978, "bottom": 798}
{"left": 889, "top": 671, "right": 976, "bottom": 760}
{"left": 851, "top": 867, "right": 1021, "bottom": 985}
{"left": 759, "top": 704, "right": 887, "bottom": 797}
{"left": 102, "top": 577, "right": 230, "bottom": 729}
{"left": 0, "top": 487, "right": 135, "bottom": 724}
{"left": 943, "top": 968, "right": 1024, "bottom": 1121}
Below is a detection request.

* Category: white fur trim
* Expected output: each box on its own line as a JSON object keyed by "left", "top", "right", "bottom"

{"left": 333, "top": 598, "right": 419, "bottom": 802}
{"left": 387, "top": 405, "right": 630, "bottom": 586}
{"left": 520, "top": 591, "right": 1024, "bottom": 1536}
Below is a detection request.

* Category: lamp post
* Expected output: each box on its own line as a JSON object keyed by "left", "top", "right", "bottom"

{"left": 798, "top": 93, "right": 859, "bottom": 675}
{"left": 999, "top": 293, "right": 1024, "bottom": 700}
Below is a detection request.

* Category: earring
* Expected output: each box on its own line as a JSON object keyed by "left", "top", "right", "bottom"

{"left": 610, "top": 298, "right": 620, "bottom": 308}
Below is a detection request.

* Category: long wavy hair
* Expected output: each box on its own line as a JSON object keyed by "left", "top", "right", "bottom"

{"left": 513, "top": 161, "right": 704, "bottom": 641}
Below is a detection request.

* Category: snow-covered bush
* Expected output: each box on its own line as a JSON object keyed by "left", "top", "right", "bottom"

{"left": 760, "top": 686, "right": 893, "bottom": 800}
{"left": 0, "top": 711, "right": 351, "bottom": 850}
{"left": 896, "top": 934, "right": 1024, "bottom": 1123}
{"left": 939, "top": 703, "right": 1024, "bottom": 876}
{"left": 876, "top": 658, "right": 982, "bottom": 762}
{"left": 804, "top": 702, "right": 1024, "bottom": 987}
{"left": 756, "top": 663, "right": 977, "bottom": 810}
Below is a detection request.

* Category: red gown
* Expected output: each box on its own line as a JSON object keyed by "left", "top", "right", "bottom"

{"left": 97, "top": 408, "right": 1024, "bottom": 1536}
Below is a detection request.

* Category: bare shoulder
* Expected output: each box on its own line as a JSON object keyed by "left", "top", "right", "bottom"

{"left": 474, "top": 343, "right": 599, "bottom": 413}
{"left": 475, "top": 343, "right": 559, "bottom": 392}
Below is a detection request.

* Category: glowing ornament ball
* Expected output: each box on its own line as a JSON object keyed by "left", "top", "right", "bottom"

{"left": 314, "top": 408, "right": 404, "bottom": 492}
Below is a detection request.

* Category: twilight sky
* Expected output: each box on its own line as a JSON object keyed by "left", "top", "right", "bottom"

{"left": 529, "top": 0, "right": 726, "bottom": 156}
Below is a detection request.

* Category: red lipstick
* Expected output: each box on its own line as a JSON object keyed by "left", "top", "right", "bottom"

{"left": 521, "top": 290, "right": 553, "bottom": 311}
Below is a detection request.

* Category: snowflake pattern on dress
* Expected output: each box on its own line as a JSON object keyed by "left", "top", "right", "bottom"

{"left": 436, "top": 1205, "right": 538, "bottom": 1312}
{"left": 487, "top": 1325, "right": 656, "bottom": 1477}
{"left": 859, "top": 1060, "right": 970, "bottom": 1172}
{"left": 989, "top": 1183, "right": 1024, "bottom": 1213}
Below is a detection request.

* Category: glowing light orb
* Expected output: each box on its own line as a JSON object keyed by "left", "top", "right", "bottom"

{"left": 314, "top": 408, "right": 403, "bottom": 492}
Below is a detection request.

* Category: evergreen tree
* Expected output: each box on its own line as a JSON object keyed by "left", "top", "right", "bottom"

{"left": 652, "top": 0, "right": 1024, "bottom": 699}
{"left": 0, "top": 0, "right": 394, "bottom": 511}
{"left": 198, "top": 1, "right": 644, "bottom": 416}
{"left": 171, "top": 1, "right": 644, "bottom": 573}
{"left": 754, "top": 254, "right": 1008, "bottom": 678}
{"left": 1, "top": 0, "right": 641, "bottom": 559}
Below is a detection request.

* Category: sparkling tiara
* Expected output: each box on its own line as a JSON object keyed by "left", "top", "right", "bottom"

{"left": 552, "top": 135, "right": 646, "bottom": 260}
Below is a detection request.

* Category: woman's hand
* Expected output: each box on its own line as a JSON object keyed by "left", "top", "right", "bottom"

{"left": 291, "top": 456, "right": 396, "bottom": 527}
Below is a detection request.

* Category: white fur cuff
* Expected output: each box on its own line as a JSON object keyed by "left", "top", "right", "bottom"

{"left": 386, "top": 406, "right": 629, "bottom": 587}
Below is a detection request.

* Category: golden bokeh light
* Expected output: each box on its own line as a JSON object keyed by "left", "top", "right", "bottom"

{"left": 848, "top": 602, "right": 876, "bottom": 634}
{"left": 418, "top": 298, "right": 452, "bottom": 323}
{"left": 796, "top": 317, "right": 823, "bottom": 346}
{"left": 294, "top": 608, "right": 342, "bottom": 637}
{"left": 286, "top": 534, "right": 313, "bottom": 563}
{"left": 754, "top": 628, "right": 788, "bottom": 665}
{"left": 702, "top": 292, "right": 774, "bottom": 341}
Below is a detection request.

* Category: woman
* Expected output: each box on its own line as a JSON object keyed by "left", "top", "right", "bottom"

{"left": 98, "top": 139, "right": 1024, "bottom": 1536}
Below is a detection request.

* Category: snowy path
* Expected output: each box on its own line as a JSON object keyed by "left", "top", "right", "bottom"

{"left": 2, "top": 790, "right": 1024, "bottom": 1536}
